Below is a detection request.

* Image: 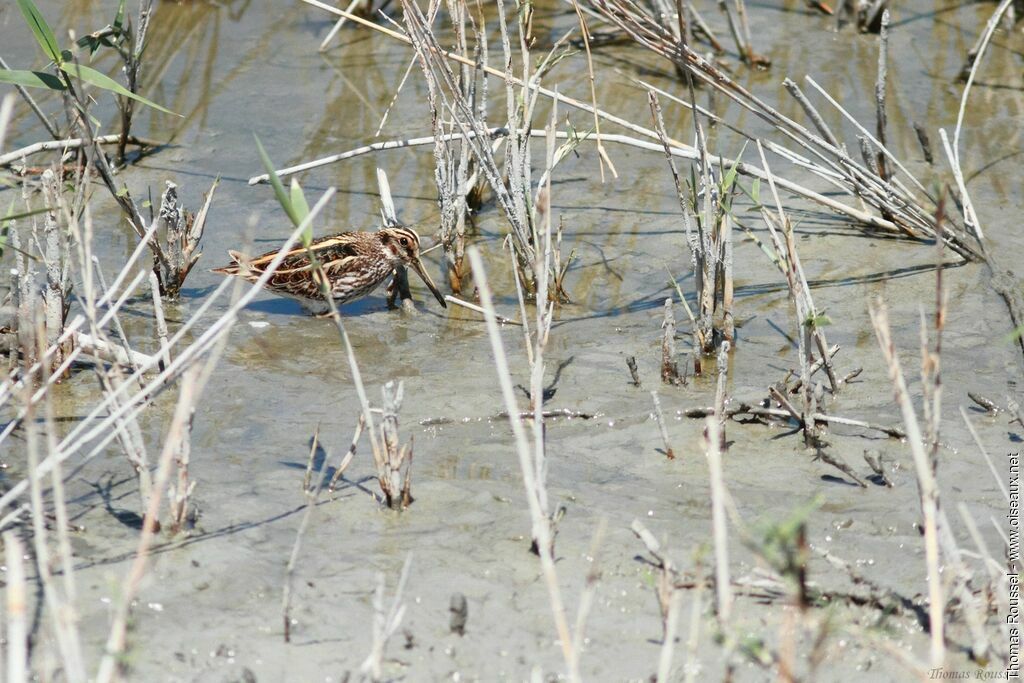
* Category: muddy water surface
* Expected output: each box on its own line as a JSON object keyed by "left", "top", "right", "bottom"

{"left": 2, "top": 0, "right": 1022, "bottom": 681}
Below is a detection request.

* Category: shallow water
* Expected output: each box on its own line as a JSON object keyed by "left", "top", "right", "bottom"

{"left": 1, "top": 0, "right": 1022, "bottom": 680}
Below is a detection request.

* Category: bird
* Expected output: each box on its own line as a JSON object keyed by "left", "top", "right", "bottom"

{"left": 211, "top": 225, "right": 447, "bottom": 315}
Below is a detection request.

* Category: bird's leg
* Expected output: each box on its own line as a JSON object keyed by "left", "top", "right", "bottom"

{"left": 387, "top": 266, "right": 414, "bottom": 311}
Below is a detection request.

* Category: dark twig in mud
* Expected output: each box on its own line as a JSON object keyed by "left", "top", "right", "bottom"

{"left": 683, "top": 403, "right": 906, "bottom": 438}
{"left": 862, "top": 449, "right": 894, "bottom": 487}
{"left": 651, "top": 391, "right": 675, "bottom": 459}
{"left": 912, "top": 122, "right": 934, "bottom": 165}
{"left": 814, "top": 450, "right": 867, "bottom": 487}
{"left": 487, "top": 408, "right": 595, "bottom": 422}
{"left": 967, "top": 392, "right": 999, "bottom": 414}
{"left": 449, "top": 593, "right": 468, "bottom": 636}
{"left": 626, "top": 355, "right": 642, "bottom": 387}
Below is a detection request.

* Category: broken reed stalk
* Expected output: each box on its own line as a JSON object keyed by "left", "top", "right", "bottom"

{"left": 874, "top": 11, "right": 890, "bottom": 184}
{"left": 299, "top": 0, "right": 937, "bottom": 250}
{"left": 587, "top": 0, "right": 981, "bottom": 260}
{"left": 569, "top": 518, "right": 608, "bottom": 676}
{"left": 21, "top": 318, "right": 86, "bottom": 682}
{"left": 155, "top": 178, "right": 219, "bottom": 299}
{"left": 661, "top": 298, "right": 682, "bottom": 384}
{"left": 0, "top": 191, "right": 337, "bottom": 522}
{"left": 704, "top": 415, "right": 732, "bottom": 625}
{"left": 630, "top": 519, "right": 682, "bottom": 680}
{"left": 648, "top": 90, "right": 733, "bottom": 355}
{"left": 360, "top": 555, "right": 413, "bottom": 681}
{"left": 4, "top": 531, "right": 28, "bottom": 683}
{"left": 400, "top": 0, "right": 539, "bottom": 289}
{"left": 283, "top": 448, "right": 330, "bottom": 643}
{"left": 0, "top": 134, "right": 156, "bottom": 167}
{"left": 328, "top": 414, "right": 365, "bottom": 491}
{"left": 756, "top": 141, "right": 840, "bottom": 443}
{"left": 468, "top": 246, "right": 577, "bottom": 681}
{"left": 651, "top": 390, "right": 675, "bottom": 458}
{"left": 420, "top": 0, "right": 477, "bottom": 294}
{"left": 868, "top": 297, "right": 944, "bottom": 667}
{"left": 95, "top": 365, "right": 211, "bottom": 683}
{"left": 684, "top": 402, "right": 905, "bottom": 437}
{"left": 378, "top": 381, "right": 414, "bottom": 510}
{"left": 713, "top": 341, "right": 730, "bottom": 444}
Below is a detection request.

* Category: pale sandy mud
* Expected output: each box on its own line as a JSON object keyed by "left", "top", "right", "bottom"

{"left": 1, "top": 0, "right": 1021, "bottom": 681}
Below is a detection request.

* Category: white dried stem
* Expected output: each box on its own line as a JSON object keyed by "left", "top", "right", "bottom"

{"left": 868, "top": 297, "right": 944, "bottom": 667}
{"left": 705, "top": 415, "right": 732, "bottom": 624}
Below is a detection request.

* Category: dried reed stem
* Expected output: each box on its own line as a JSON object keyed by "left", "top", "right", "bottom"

{"left": 651, "top": 390, "right": 675, "bottom": 459}
{"left": 705, "top": 415, "right": 732, "bottom": 624}
{"left": 283, "top": 450, "right": 330, "bottom": 642}
{"left": 868, "top": 298, "right": 944, "bottom": 667}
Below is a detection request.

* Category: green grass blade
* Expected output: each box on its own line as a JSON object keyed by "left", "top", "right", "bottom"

{"left": 114, "top": 0, "right": 127, "bottom": 31}
{"left": 60, "top": 63, "right": 178, "bottom": 116}
{"left": 0, "top": 69, "right": 66, "bottom": 91}
{"left": 16, "top": 0, "right": 63, "bottom": 65}
{"left": 253, "top": 133, "right": 301, "bottom": 228}
{"left": 2, "top": 207, "right": 51, "bottom": 224}
{"left": 289, "top": 179, "right": 311, "bottom": 244}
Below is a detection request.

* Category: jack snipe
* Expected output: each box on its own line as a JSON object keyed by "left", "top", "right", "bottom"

{"left": 211, "top": 226, "right": 446, "bottom": 315}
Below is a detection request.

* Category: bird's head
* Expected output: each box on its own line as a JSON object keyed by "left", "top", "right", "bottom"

{"left": 378, "top": 226, "right": 446, "bottom": 308}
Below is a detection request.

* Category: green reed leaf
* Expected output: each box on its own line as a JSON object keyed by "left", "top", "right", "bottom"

{"left": 59, "top": 63, "right": 178, "bottom": 116}
{"left": 253, "top": 133, "right": 301, "bottom": 229}
{"left": 0, "top": 69, "right": 66, "bottom": 91}
{"left": 16, "top": 0, "right": 62, "bottom": 66}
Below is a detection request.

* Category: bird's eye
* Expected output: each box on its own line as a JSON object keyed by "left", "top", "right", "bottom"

{"left": 400, "top": 237, "right": 409, "bottom": 247}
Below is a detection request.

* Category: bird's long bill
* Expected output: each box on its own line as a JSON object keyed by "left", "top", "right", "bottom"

{"left": 410, "top": 257, "right": 447, "bottom": 308}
